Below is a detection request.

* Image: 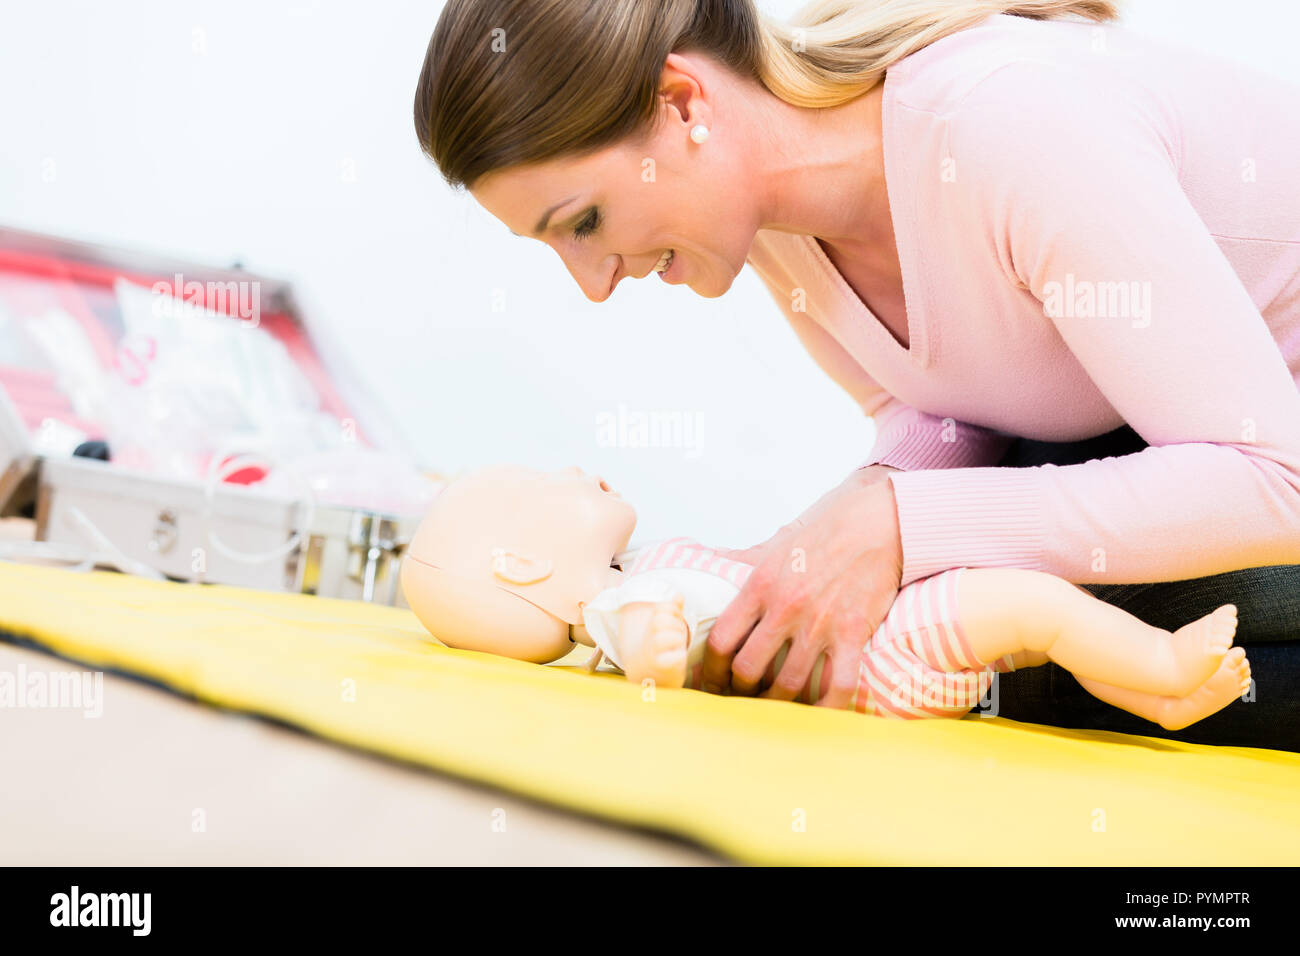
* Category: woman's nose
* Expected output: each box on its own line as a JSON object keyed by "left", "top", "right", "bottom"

{"left": 557, "top": 249, "right": 615, "bottom": 303}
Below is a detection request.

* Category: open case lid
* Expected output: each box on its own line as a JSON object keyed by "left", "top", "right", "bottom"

{"left": 0, "top": 384, "right": 34, "bottom": 514}
{"left": 0, "top": 224, "right": 432, "bottom": 518}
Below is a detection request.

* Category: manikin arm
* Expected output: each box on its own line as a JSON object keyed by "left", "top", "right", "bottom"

{"left": 612, "top": 597, "right": 832, "bottom": 701}
{"left": 581, "top": 559, "right": 740, "bottom": 689}
{"left": 611, "top": 596, "right": 691, "bottom": 689}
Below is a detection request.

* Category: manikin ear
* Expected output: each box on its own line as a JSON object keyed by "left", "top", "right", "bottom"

{"left": 489, "top": 547, "right": 554, "bottom": 585}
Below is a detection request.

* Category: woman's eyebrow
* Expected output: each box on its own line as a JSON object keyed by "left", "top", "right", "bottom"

{"left": 511, "top": 195, "right": 579, "bottom": 237}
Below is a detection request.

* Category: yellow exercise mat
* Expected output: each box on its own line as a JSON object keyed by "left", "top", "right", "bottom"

{"left": 2, "top": 561, "right": 1298, "bottom": 865}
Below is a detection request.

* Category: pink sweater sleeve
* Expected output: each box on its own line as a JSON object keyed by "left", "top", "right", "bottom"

{"left": 887, "top": 61, "right": 1300, "bottom": 588}
{"left": 860, "top": 397, "right": 1013, "bottom": 472}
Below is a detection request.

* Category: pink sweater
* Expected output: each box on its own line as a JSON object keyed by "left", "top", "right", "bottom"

{"left": 745, "top": 13, "right": 1300, "bottom": 588}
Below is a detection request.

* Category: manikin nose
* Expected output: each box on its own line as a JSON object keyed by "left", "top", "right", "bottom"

{"left": 561, "top": 465, "right": 613, "bottom": 494}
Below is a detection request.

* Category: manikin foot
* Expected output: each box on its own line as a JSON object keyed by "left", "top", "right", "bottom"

{"left": 1157, "top": 646, "right": 1252, "bottom": 731}
{"left": 1166, "top": 604, "right": 1238, "bottom": 697}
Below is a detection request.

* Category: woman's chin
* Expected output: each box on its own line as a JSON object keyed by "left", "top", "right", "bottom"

{"left": 692, "top": 271, "right": 734, "bottom": 298}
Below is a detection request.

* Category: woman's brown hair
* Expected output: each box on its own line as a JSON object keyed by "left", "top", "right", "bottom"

{"left": 414, "top": 0, "right": 1119, "bottom": 191}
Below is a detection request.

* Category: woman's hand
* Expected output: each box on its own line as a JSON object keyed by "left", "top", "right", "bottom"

{"left": 703, "top": 465, "right": 904, "bottom": 709}
{"left": 714, "top": 465, "right": 901, "bottom": 565}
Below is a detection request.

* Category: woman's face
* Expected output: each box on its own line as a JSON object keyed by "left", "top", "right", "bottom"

{"left": 470, "top": 73, "right": 756, "bottom": 301}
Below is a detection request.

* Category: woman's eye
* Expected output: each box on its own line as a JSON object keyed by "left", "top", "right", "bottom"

{"left": 572, "top": 209, "right": 600, "bottom": 241}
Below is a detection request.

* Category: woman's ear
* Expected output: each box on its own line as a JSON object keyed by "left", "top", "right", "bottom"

{"left": 489, "top": 546, "right": 554, "bottom": 585}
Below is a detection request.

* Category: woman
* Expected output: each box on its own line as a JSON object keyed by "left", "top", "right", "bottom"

{"left": 413, "top": 0, "right": 1300, "bottom": 749}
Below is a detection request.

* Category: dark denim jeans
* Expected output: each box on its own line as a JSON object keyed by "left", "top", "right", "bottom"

{"left": 978, "top": 424, "right": 1300, "bottom": 751}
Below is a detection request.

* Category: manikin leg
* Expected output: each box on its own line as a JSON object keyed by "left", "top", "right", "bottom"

{"left": 956, "top": 567, "right": 1247, "bottom": 725}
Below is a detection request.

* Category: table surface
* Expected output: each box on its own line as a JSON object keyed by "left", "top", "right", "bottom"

{"left": 0, "top": 641, "right": 721, "bottom": 865}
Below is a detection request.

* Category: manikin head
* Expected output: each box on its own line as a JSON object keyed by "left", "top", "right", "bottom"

{"left": 400, "top": 464, "right": 637, "bottom": 663}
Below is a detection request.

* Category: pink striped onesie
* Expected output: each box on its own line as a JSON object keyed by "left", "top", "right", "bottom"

{"left": 606, "top": 536, "right": 1015, "bottom": 719}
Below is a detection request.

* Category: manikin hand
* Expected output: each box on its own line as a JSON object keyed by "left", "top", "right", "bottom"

{"left": 609, "top": 594, "right": 691, "bottom": 689}
{"left": 704, "top": 465, "right": 905, "bottom": 709}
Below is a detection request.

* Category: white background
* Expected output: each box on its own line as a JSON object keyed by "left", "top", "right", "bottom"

{"left": 1, "top": 0, "right": 1297, "bottom": 547}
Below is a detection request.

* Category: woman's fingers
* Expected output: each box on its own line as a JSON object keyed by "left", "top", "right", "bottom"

{"left": 703, "top": 476, "right": 903, "bottom": 705}
{"left": 815, "top": 642, "right": 865, "bottom": 710}
{"left": 702, "top": 587, "right": 761, "bottom": 694}
{"left": 712, "top": 543, "right": 768, "bottom": 564}
{"left": 757, "top": 634, "right": 821, "bottom": 702}
{"left": 728, "top": 614, "right": 794, "bottom": 697}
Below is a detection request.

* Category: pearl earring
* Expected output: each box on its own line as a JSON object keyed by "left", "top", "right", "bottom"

{"left": 690, "top": 124, "right": 710, "bottom": 144}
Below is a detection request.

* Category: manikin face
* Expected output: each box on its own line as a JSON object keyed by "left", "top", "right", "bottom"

{"left": 469, "top": 57, "right": 757, "bottom": 301}
{"left": 407, "top": 463, "right": 637, "bottom": 624}
{"left": 545, "top": 464, "right": 639, "bottom": 570}
{"left": 401, "top": 463, "right": 638, "bottom": 662}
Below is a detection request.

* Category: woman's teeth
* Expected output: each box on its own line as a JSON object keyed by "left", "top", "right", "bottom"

{"left": 653, "top": 249, "right": 674, "bottom": 273}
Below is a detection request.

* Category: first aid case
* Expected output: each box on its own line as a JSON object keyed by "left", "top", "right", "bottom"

{"left": 0, "top": 225, "right": 438, "bottom": 606}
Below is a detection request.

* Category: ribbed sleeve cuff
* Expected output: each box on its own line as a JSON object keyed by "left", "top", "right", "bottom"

{"left": 886, "top": 467, "right": 1047, "bottom": 587}
{"left": 860, "top": 422, "right": 1013, "bottom": 473}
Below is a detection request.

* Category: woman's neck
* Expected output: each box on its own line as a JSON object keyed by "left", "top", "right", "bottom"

{"left": 748, "top": 80, "right": 892, "bottom": 246}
